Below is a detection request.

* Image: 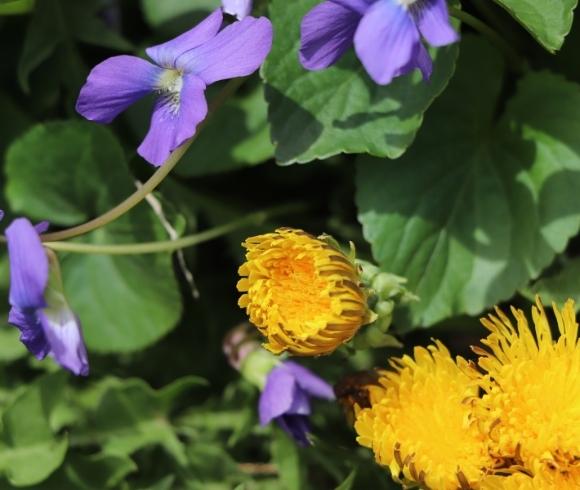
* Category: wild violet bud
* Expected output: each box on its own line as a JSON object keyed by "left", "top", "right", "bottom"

{"left": 6, "top": 218, "right": 89, "bottom": 376}
{"left": 259, "top": 360, "right": 335, "bottom": 446}
{"left": 224, "top": 324, "right": 335, "bottom": 445}
{"left": 76, "top": 9, "right": 273, "bottom": 166}
{"left": 299, "top": 0, "right": 459, "bottom": 85}
{"left": 222, "top": 0, "right": 252, "bottom": 19}
{"left": 237, "top": 228, "right": 372, "bottom": 356}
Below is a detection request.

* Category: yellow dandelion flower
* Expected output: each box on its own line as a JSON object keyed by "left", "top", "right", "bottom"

{"left": 354, "top": 341, "right": 494, "bottom": 489}
{"left": 474, "top": 297, "right": 580, "bottom": 482}
{"left": 237, "top": 228, "right": 370, "bottom": 356}
{"left": 481, "top": 467, "right": 580, "bottom": 490}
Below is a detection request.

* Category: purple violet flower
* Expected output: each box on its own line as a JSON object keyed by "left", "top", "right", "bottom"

{"left": 222, "top": 0, "right": 252, "bottom": 19}
{"left": 259, "top": 361, "right": 335, "bottom": 446}
{"left": 76, "top": 9, "right": 272, "bottom": 166}
{"left": 300, "top": 0, "right": 459, "bottom": 85}
{"left": 6, "top": 218, "right": 89, "bottom": 376}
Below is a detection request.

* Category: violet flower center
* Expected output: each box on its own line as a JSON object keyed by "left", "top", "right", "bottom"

{"left": 397, "top": 0, "right": 419, "bottom": 8}
{"left": 156, "top": 69, "right": 184, "bottom": 114}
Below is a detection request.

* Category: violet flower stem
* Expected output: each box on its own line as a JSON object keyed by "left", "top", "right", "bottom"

{"left": 39, "top": 77, "right": 246, "bottom": 243}
{"left": 43, "top": 203, "right": 307, "bottom": 255}
{"left": 449, "top": 7, "right": 526, "bottom": 73}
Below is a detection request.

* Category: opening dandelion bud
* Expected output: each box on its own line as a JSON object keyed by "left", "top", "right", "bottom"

{"left": 237, "top": 228, "right": 372, "bottom": 356}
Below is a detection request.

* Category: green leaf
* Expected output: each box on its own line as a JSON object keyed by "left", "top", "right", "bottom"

{"left": 28, "top": 452, "right": 138, "bottom": 490}
{"left": 493, "top": 0, "right": 577, "bottom": 52}
{"left": 262, "top": 0, "right": 459, "bottom": 164}
{"left": 17, "top": 0, "right": 62, "bottom": 92}
{"left": 186, "top": 444, "right": 246, "bottom": 488}
{"left": 0, "top": 93, "right": 32, "bottom": 159}
{"left": 357, "top": 37, "right": 580, "bottom": 327}
{"left": 271, "top": 428, "right": 306, "bottom": 490}
{"left": 140, "top": 0, "right": 219, "bottom": 27}
{"left": 523, "top": 257, "right": 580, "bottom": 308}
{"left": 137, "top": 475, "right": 176, "bottom": 490}
{"left": 62, "top": 248, "right": 182, "bottom": 353}
{"left": 5, "top": 122, "right": 182, "bottom": 353}
{"left": 0, "top": 0, "right": 34, "bottom": 15}
{"left": 0, "top": 326, "right": 27, "bottom": 362}
{"left": 335, "top": 470, "right": 357, "bottom": 490}
{"left": 176, "top": 84, "right": 274, "bottom": 177}
{"left": 80, "top": 377, "right": 204, "bottom": 465}
{"left": 0, "top": 373, "right": 68, "bottom": 486}
{"left": 64, "top": 453, "right": 137, "bottom": 489}
{"left": 6, "top": 122, "right": 129, "bottom": 225}
{"left": 18, "top": 0, "right": 131, "bottom": 92}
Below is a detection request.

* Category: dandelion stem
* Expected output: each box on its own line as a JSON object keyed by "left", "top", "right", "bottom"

{"left": 39, "top": 77, "right": 245, "bottom": 243}
{"left": 449, "top": 7, "right": 526, "bottom": 73}
{"left": 43, "top": 203, "right": 307, "bottom": 255}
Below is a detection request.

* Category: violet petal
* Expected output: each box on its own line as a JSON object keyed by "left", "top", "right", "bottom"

{"left": 285, "top": 385, "right": 312, "bottom": 416}
{"left": 412, "top": 0, "right": 458, "bottom": 47}
{"left": 277, "top": 415, "right": 311, "bottom": 446}
{"left": 258, "top": 366, "right": 297, "bottom": 425}
{"left": 283, "top": 361, "right": 336, "bottom": 400}
{"left": 412, "top": 41, "right": 433, "bottom": 80}
{"left": 34, "top": 221, "right": 50, "bottom": 234}
{"left": 392, "top": 38, "right": 433, "bottom": 81}
{"left": 76, "top": 55, "right": 161, "bottom": 124}
{"left": 332, "top": 0, "right": 376, "bottom": 15}
{"left": 146, "top": 9, "right": 223, "bottom": 68}
{"left": 137, "top": 74, "right": 208, "bottom": 166}
{"left": 177, "top": 16, "right": 273, "bottom": 85}
{"left": 40, "top": 310, "right": 89, "bottom": 376}
{"left": 354, "top": 0, "right": 420, "bottom": 85}
{"left": 222, "top": 0, "right": 252, "bottom": 19}
{"left": 299, "top": 1, "right": 361, "bottom": 70}
{"left": 8, "top": 307, "right": 50, "bottom": 360}
{"left": 6, "top": 218, "right": 48, "bottom": 310}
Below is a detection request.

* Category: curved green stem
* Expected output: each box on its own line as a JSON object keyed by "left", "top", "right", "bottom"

{"left": 44, "top": 204, "right": 307, "bottom": 255}
{"left": 40, "top": 77, "right": 245, "bottom": 243}
{"left": 450, "top": 7, "right": 526, "bottom": 73}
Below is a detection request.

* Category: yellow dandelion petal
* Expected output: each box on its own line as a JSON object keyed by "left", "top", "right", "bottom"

{"left": 480, "top": 473, "right": 534, "bottom": 490}
{"left": 237, "top": 228, "right": 370, "bottom": 356}
{"left": 474, "top": 297, "right": 580, "bottom": 481}
{"left": 353, "top": 341, "right": 494, "bottom": 490}
{"left": 481, "top": 466, "right": 580, "bottom": 490}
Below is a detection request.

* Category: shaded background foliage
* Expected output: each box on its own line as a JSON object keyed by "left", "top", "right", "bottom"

{"left": 0, "top": 0, "right": 578, "bottom": 488}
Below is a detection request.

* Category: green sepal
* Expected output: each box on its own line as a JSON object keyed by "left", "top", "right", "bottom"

{"left": 351, "top": 260, "right": 418, "bottom": 350}
{"left": 239, "top": 348, "right": 281, "bottom": 391}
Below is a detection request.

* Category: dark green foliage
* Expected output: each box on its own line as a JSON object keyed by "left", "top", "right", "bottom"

{"left": 0, "top": 0, "right": 579, "bottom": 488}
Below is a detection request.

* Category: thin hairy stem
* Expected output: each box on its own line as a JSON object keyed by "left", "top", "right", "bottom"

{"left": 44, "top": 204, "right": 307, "bottom": 255}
